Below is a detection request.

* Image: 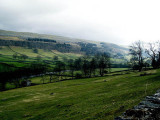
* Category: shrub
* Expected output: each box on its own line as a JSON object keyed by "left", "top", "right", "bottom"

{"left": 75, "top": 73, "right": 82, "bottom": 79}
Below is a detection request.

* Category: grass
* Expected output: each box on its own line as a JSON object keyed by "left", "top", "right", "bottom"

{"left": 0, "top": 46, "right": 15, "bottom": 55}
{"left": 0, "top": 69, "right": 160, "bottom": 120}
{"left": 0, "top": 46, "right": 127, "bottom": 71}
{"left": 0, "top": 46, "right": 82, "bottom": 61}
{"left": 0, "top": 36, "right": 24, "bottom": 41}
{"left": 110, "top": 68, "right": 129, "bottom": 72}
{"left": 0, "top": 46, "right": 83, "bottom": 69}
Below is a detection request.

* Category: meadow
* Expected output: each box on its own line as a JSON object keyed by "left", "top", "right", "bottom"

{"left": 0, "top": 46, "right": 82, "bottom": 68}
{"left": 0, "top": 69, "right": 160, "bottom": 120}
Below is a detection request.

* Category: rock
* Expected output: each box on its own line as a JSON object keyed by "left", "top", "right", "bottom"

{"left": 154, "top": 93, "right": 160, "bottom": 97}
{"left": 50, "top": 92, "right": 54, "bottom": 95}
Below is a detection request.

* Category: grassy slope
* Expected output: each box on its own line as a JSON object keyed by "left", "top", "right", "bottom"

{"left": 0, "top": 29, "right": 129, "bottom": 56}
{"left": 0, "top": 46, "right": 82, "bottom": 67}
{"left": 0, "top": 36, "right": 24, "bottom": 41}
{"left": 110, "top": 68, "right": 128, "bottom": 72}
{"left": 0, "top": 69, "right": 160, "bottom": 120}
{"left": 0, "top": 30, "right": 95, "bottom": 43}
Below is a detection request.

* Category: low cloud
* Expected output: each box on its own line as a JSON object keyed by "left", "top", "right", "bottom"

{"left": 1, "top": 0, "right": 160, "bottom": 45}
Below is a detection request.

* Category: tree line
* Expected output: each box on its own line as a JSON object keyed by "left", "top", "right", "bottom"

{"left": 27, "top": 38, "right": 56, "bottom": 43}
{"left": 0, "top": 62, "right": 47, "bottom": 91}
{"left": 0, "top": 53, "right": 111, "bottom": 91}
{"left": 53, "top": 52, "right": 111, "bottom": 79}
{"left": 0, "top": 40, "right": 80, "bottom": 53}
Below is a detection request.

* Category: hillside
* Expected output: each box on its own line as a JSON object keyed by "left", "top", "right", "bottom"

{"left": 0, "top": 69, "right": 159, "bottom": 120}
{"left": 0, "top": 29, "right": 128, "bottom": 57}
{"left": 0, "top": 29, "right": 129, "bottom": 72}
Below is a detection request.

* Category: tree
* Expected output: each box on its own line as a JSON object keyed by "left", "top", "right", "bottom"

{"left": 20, "top": 54, "right": 28, "bottom": 60}
{"left": 53, "top": 56, "right": 58, "bottom": 61}
{"left": 36, "top": 55, "right": 41, "bottom": 61}
{"left": 49, "top": 74, "right": 59, "bottom": 83}
{"left": 62, "top": 57, "right": 68, "bottom": 62}
{"left": 13, "top": 53, "right": 18, "bottom": 59}
{"left": 0, "top": 72, "right": 8, "bottom": 91}
{"left": 54, "top": 61, "right": 66, "bottom": 80}
{"left": 74, "top": 58, "right": 82, "bottom": 70}
{"left": 156, "top": 41, "right": 160, "bottom": 67}
{"left": 89, "top": 57, "right": 97, "bottom": 77}
{"left": 82, "top": 57, "right": 90, "bottom": 77}
{"left": 49, "top": 74, "right": 53, "bottom": 83}
{"left": 129, "top": 40, "right": 144, "bottom": 71}
{"left": 98, "top": 53, "right": 110, "bottom": 76}
{"left": 145, "top": 43, "right": 157, "bottom": 68}
{"left": 12, "top": 78, "right": 21, "bottom": 88}
{"left": 41, "top": 74, "right": 46, "bottom": 84}
{"left": 68, "top": 59, "right": 75, "bottom": 79}
{"left": 33, "top": 48, "right": 38, "bottom": 53}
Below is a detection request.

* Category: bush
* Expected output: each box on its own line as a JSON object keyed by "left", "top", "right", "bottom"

{"left": 75, "top": 73, "right": 82, "bottom": 79}
{"left": 140, "top": 72, "right": 147, "bottom": 76}
{"left": 104, "top": 70, "right": 108, "bottom": 74}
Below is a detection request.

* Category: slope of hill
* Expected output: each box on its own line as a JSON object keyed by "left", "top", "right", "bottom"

{"left": 0, "top": 29, "right": 129, "bottom": 71}
{"left": 0, "top": 29, "right": 128, "bottom": 57}
{"left": 0, "top": 29, "right": 93, "bottom": 43}
{"left": 0, "top": 69, "right": 159, "bottom": 120}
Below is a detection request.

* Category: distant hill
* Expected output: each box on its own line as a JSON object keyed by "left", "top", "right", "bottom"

{"left": 0, "top": 29, "right": 128, "bottom": 58}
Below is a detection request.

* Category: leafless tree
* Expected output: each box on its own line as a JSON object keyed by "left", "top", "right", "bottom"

{"left": 156, "top": 41, "right": 160, "bottom": 67}
{"left": 145, "top": 43, "right": 157, "bottom": 68}
{"left": 129, "top": 40, "right": 144, "bottom": 71}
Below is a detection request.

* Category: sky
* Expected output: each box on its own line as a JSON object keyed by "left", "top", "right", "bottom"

{"left": 0, "top": 0, "right": 160, "bottom": 45}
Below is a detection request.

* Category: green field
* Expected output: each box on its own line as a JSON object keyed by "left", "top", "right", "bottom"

{"left": 110, "top": 68, "right": 129, "bottom": 72}
{"left": 0, "top": 46, "right": 82, "bottom": 68}
{"left": 0, "top": 46, "right": 82, "bottom": 58}
{"left": 0, "top": 69, "right": 160, "bottom": 120}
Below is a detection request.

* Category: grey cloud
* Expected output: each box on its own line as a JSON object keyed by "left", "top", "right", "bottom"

{"left": 1, "top": 0, "right": 160, "bottom": 45}
{"left": 0, "top": 0, "right": 128, "bottom": 45}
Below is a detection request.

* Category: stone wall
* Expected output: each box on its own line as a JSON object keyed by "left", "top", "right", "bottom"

{"left": 115, "top": 89, "right": 160, "bottom": 120}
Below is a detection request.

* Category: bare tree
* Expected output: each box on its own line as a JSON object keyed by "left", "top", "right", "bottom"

{"left": 156, "top": 41, "right": 160, "bottom": 67}
{"left": 145, "top": 43, "right": 157, "bottom": 68}
{"left": 129, "top": 40, "right": 144, "bottom": 71}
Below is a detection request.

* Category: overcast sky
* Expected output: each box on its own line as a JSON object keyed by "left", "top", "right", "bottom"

{"left": 0, "top": 0, "right": 160, "bottom": 45}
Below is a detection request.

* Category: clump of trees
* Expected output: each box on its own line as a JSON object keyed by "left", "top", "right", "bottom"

{"left": 78, "top": 42, "right": 98, "bottom": 55}
{"left": 129, "top": 40, "right": 160, "bottom": 70}
{"left": 50, "top": 52, "right": 110, "bottom": 81}
{"left": 0, "top": 62, "right": 47, "bottom": 91}
{"left": 67, "top": 52, "right": 111, "bottom": 78}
